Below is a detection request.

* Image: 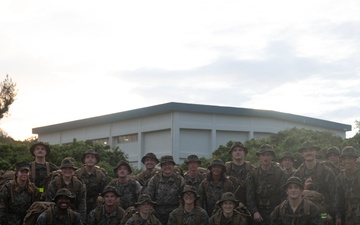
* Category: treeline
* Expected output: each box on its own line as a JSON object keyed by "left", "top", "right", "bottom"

{"left": 1, "top": 128, "right": 360, "bottom": 175}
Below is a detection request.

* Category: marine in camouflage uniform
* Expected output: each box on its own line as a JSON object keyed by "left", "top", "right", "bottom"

{"left": 225, "top": 141, "right": 254, "bottom": 205}
{"left": 279, "top": 152, "right": 296, "bottom": 177}
{"left": 124, "top": 194, "right": 162, "bottom": 225}
{"left": 145, "top": 155, "right": 185, "bottom": 225}
{"left": 293, "top": 141, "right": 336, "bottom": 223}
{"left": 183, "top": 154, "right": 207, "bottom": 194}
{"left": 45, "top": 158, "right": 87, "bottom": 223}
{"left": 324, "top": 146, "right": 342, "bottom": 177}
{"left": 246, "top": 144, "right": 288, "bottom": 225}
{"left": 136, "top": 153, "right": 160, "bottom": 187}
{"left": 167, "top": 185, "right": 209, "bottom": 225}
{"left": 270, "top": 176, "right": 323, "bottom": 225}
{"left": 199, "top": 159, "right": 235, "bottom": 216}
{"left": 335, "top": 146, "right": 360, "bottom": 225}
{"left": 0, "top": 162, "right": 40, "bottom": 225}
{"left": 209, "top": 192, "right": 248, "bottom": 225}
{"left": 36, "top": 188, "right": 84, "bottom": 225}
{"left": 75, "top": 149, "right": 108, "bottom": 215}
{"left": 109, "top": 160, "right": 142, "bottom": 210}
{"left": 88, "top": 185, "right": 125, "bottom": 225}
{"left": 29, "top": 142, "right": 58, "bottom": 194}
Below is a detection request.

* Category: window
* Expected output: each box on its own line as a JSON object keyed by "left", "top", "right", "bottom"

{"left": 92, "top": 138, "right": 109, "bottom": 145}
{"left": 116, "top": 134, "right": 138, "bottom": 143}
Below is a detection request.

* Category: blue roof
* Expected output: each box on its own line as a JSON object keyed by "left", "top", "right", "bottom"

{"left": 32, "top": 102, "right": 351, "bottom": 134}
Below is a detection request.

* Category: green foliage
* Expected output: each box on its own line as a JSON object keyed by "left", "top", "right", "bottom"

{"left": 0, "top": 75, "right": 17, "bottom": 120}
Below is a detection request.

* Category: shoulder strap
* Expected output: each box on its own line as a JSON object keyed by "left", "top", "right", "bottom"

{"left": 45, "top": 206, "right": 53, "bottom": 224}
{"left": 176, "top": 207, "right": 183, "bottom": 225}
{"left": 195, "top": 207, "right": 201, "bottom": 224}
{"left": 72, "top": 176, "right": 81, "bottom": 193}
{"left": 279, "top": 199, "right": 288, "bottom": 221}
{"left": 244, "top": 161, "right": 252, "bottom": 171}
{"left": 95, "top": 205, "right": 103, "bottom": 223}
{"left": 45, "top": 162, "right": 50, "bottom": 176}
{"left": 54, "top": 176, "right": 62, "bottom": 190}
{"left": 31, "top": 162, "right": 36, "bottom": 180}
{"left": 303, "top": 198, "right": 310, "bottom": 216}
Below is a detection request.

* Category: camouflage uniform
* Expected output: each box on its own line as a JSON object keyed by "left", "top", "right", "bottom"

{"left": 198, "top": 159, "right": 235, "bottom": 216}
{"left": 335, "top": 146, "right": 360, "bottom": 225}
{"left": 88, "top": 205, "right": 125, "bottom": 225}
{"left": 209, "top": 192, "right": 248, "bottom": 225}
{"left": 29, "top": 161, "right": 58, "bottom": 190}
{"left": 0, "top": 162, "right": 40, "bottom": 225}
{"left": 324, "top": 146, "right": 342, "bottom": 176}
{"left": 246, "top": 145, "right": 288, "bottom": 225}
{"left": 183, "top": 155, "right": 207, "bottom": 193}
{"left": 108, "top": 178, "right": 142, "bottom": 209}
{"left": 136, "top": 152, "right": 160, "bottom": 187}
{"left": 167, "top": 206, "right": 209, "bottom": 225}
{"left": 124, "top": 214, "right": 162, "bottom": 225}
{"left": 124, "top": 194, "right": 162, "bottom": 225}
{"left": 75, "top": 150, "right": 108, "bottom": 215}
{"left": 45, "top": 159, "right": 87, "bottom": 222}
{"left": 145, "top": 155, "right": 185, "bottom": 225}
{"left": 293, "top": 162, "right": 336, "bottom": 217}
{"left": 270, "top": 199, "right": 323, "bottom": 225}
{"left": 36, "top": 188, "right": 83, "bottom": 225}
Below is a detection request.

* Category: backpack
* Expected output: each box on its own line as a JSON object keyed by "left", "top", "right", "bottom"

{"left": 23, "top": 201, "right": 55, "bottom": 225}
{"left": 74, "top": 166, "right": 105, "bottom": 186}
{"left": 119, "top": 206, "right": 158, "bottom": 225}
{"left": 302, "top": 190, "right": 326, "bottom": 213}
{"left": 0, "top": 170, "right": 15, "bottom": 188}
{"left": 279, "top": 198, "right": 310, "bottom": 221}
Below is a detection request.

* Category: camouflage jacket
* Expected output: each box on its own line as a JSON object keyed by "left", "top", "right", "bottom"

{"left": 124, "top": 212, "right": 162, "bottom": 225}
{"left": 167, "top": 206, "right": 209, "bottom": 225}
{"left": 183, "top": 171, "right": 207, "bottom": 194}
{"left": 136, "top": 170, "right": 157, "bottom": 187}
{"left": 209, "top": 210, "right": 248, "bottom": 225}
{"left": 45, "top": 176, "right": 87, "bottom": 222}
{"left": 36, "top": 205, "right": 84, "bottom": 225}
{"left": 270, "top": 199, "right": 323, "bottom": 225}
{"left": 29, "top": 161, "right": 58, "bottom": 190}
{"left": 246, "top": 163, "right": 288, "bottom": 214}
{"left": 0, "top": 180, "right": 40, "bottom": 225}
{"left": 75, "top": 167, "right": 108, "bottom": 214}
{"left": 198, "top": 178, "right": 235, "bottom": 216}
{"left": 335, "top": 167, "right": 360, "bottom": 224}
{"left": 108, "top": 178, "right": 142, "bottom": 210}
{"left": 293, "top": 161, "right": 336, "bottom": 216}
{"left": 87, "top": 205, "right": 125, "bottom": 225}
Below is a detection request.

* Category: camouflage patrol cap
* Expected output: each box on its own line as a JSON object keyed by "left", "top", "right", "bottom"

{"left": 298, "top": 140, "right": 320, "bottom": 153}
{"left": 135, "top": 194, "right": 157, "bottom": 206}
{"left": 181, "top": 185, "right": 199, "bottom": 199}
{"left": 53, "top": 188, "right": 75, "bottom": 202}
{"left": 325, "top": 146, "right": 341, "bottom": 159}
{"left": 141, "top": 152, "right": 159, "bottom": 164}
{"left": 30, "top": 141, "right": 51, "bottom": 157}
{"left": 256, "top": 144, "right": 276, "bottom": 157}
{"left": 216, "top": 192, "right": 239, "bottom": 207}
{"left": 184, "top": 154, "right": 201, "bottom": 165}
{"left": 283, "top": 176, "right": 304, "bottom": 190}
{"left": 15, "top": 161, "right": 30, "bottom": 172}
{"left": 113, "top": 160, "right": 132, "bottom": 175}
{"left": 339, "top": 146, "right": 358, "bottom": 159}
{"left": 229, "top": 141, "right": 248, "bottom": 155}
{"left": 101, "top": 185, "right": 120, "bottom": 197}
{"left": 159, "top": 155, "right": 176, "bottom": 166}
{"left": 279, "top": 152, "right": 295, "bottom": 162}
{"left": 81, "top": 149, "right": 100, "bottom": 164}
{"left": 207, "top": 158, "right": 226, "bottom": 171}
{"left": 60, "top": 158, "right": 77, "bottom": 170}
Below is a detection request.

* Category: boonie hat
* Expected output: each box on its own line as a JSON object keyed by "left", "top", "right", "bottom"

{"left": 229, "top": 141, "right": 248, "bottom": 155}
{"left": 159, "top": 155, "right": 176, "bottom": 166}
{"left": 325, "top": 146, "right": 341, "bottom": 159}
{"left": 298, "top": 140, "right": 320, "bottom": 153}
{"left": 141, "top": 152, "right": 159, "bottom": 164}
{"left": 283, "top": 176, "right": 304, "bottom": 190}
{"left": 279, "top": 152, "right": 295, "bottom": 162}
{"left": 216, "top": 192, "right": 239, "bottom": 207}
{"left": 184, "top": 154, "right": 201, "bottom": 165}
{"left": 135, "top": 194, "right": 157, "bottom": 206}
{"left": 256, "top": 144, "right": 276, "bottom": 157}
{"left": 101, "top": 185, "right": 120, "bottom": 197}
{"left": 113, "top": 160, "right": 132, "bottom": 175}
{"left": 60, "top": 158, "right": 77, "bottom": 170}
{"left": 207, "top": 158, "right": 226, "bottom": 171}
{"left": 29, "top": 142, "right": 51, "bottom": 156}
{"left": 53, "top": 188, "right": 75, "bottom": 201}
{"left": 339, "top": 146, "right": 358, "bottom": 159}
{"left": 181, "top": 185, "right": 199, "bottom": 199}
{"left": 81, "top": 149, "right": 100, "bottom": 164}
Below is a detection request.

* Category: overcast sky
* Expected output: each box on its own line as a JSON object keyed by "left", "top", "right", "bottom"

{"left": 1, "top": 0, "right": 359, "bottom": 140}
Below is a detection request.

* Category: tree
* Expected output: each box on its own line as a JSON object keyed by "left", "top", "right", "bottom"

{"left": 0, "top": 75, "right": 17, "bottom": 120}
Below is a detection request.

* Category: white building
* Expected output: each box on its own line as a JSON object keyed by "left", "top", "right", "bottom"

{"left": 33, "top": 102, "right": 351, "bottom": 168}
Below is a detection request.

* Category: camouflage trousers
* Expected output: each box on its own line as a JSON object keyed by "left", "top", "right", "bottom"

{"left": 154, "top": 204, "right": 178, "bottom": 225}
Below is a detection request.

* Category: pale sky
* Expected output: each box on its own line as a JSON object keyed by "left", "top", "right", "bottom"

{"left": 1, "top": 0, "right": 360, "bottom": 140}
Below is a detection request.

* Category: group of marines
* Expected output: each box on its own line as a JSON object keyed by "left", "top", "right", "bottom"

{"left": 0, "top": 140, "right": 359, "bottom": 225}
